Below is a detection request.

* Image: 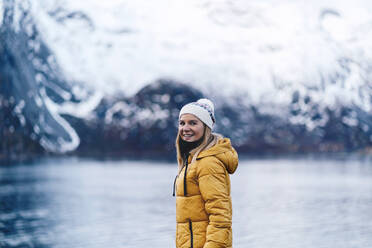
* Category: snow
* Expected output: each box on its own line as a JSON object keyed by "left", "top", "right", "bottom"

{"left": 14, "top": 100, "right": 26, "bottom": 126}
{"left": 342, "top": 116, "right": 358, "bottom": 126}
{"left": 40, "top": 93, "right": 79, "bottom": 153}
{"left": 32, "top": 0, "right": 372, "bottom": 111}
{"left": 0, "top": 1, "right": 3, "bottom": 26}
{"left": 57, "top": 91, "right": 103, "bottom": 119}
{"left": 11, "top": 0, "right": 372, "bottom": 137}
{"left": 35, "top": 0, "right": 371, "bottom": 101}
{"left": 104, "top": 101, "right": 169, "bottom": 128}
{"left": 38, "top": 86, "right": 103, "bottom": 152}
{"left": 105, "top": 101, "right": 132, "bottom": 125}
{"left": 14, "top": 100, "right": 25, "bottom": 113}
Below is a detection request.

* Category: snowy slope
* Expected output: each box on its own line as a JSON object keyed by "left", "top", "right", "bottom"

{"left": 28, "top": 0, "right": 372, "bottom": 108}
{"left": 1, "top": 0, "right": 102, "bottom": 153}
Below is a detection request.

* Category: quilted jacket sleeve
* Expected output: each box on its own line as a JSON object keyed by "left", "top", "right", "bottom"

{"left": 198, "top": 157, "right": 232, "bottom": 248}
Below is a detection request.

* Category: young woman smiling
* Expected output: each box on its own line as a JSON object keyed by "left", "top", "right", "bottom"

{"left": 173, "top": 99, "right": 239, "bottom": 248}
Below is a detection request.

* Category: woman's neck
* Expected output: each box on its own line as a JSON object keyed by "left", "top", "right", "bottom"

{"left": 179, "top": 136, "right": 203, "bottom": 158}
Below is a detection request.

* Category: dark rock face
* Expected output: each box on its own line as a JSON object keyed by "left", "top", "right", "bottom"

{"left": 0, "top": 1, "right": 83, "bottom": 164}
{"left": 0, "top": 1, "right": 44, "bottom": 164}
{"left": 64, "top": 78, "right": 372, "bottom": 160}
{"left": 216, "top": 96, "right": 372, "bottom": 154}
{"left": 0, "top": 93, "right": 44, "bottom": 165}
{"left": 67, "top": 79, "right": 204, "bottom": 159}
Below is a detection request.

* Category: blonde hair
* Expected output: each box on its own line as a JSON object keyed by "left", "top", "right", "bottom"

{"left": 175, "top": 126, "right": 221, "bottom": 173}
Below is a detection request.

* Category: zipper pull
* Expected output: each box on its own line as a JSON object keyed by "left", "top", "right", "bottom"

{"left": 183, "top": 153, "right": 189, "bottom": 196}
{"left": 172, "top": 175, "right": 178, "bottom": 197}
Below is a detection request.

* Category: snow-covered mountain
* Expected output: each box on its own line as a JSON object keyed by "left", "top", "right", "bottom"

{"left": 29, "top": 0, "right": 372, "bottom": 106}
{"left": 1, "top": 0, "right": 372, "bottom": 162}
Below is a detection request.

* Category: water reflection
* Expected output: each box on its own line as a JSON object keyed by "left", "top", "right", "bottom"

{"left": 1, "top": 157, "right": 372, "bottom": 247}
{"left": 1, "top": 159, "right": 176, "bottom": 247}
{"left": 0, "top": 165, "right": 54, "bottom": 247}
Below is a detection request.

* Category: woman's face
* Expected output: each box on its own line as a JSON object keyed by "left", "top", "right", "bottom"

{"left": 178, "top": 114, "right": 205, "bottom": 142}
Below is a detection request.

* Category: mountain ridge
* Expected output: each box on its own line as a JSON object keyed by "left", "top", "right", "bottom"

{"left": 1, "top": 0, "right": 372, "bottom": 164}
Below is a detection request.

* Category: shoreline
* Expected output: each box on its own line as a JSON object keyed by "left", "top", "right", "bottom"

{"left": 1, "top": 149, "right": 372, "bottom": 166}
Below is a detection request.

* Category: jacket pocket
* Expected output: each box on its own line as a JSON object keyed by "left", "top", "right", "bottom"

{"left": 188, "top": 219, "right": 193, "bottom": 248}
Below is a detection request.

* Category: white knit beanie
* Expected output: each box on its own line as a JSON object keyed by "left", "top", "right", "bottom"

{"left": 179, "top": 99, "right": 215, "bottom": 129}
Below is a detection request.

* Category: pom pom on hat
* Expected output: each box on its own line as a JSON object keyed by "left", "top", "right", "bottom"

{"left": 179, "top": 98, "right": 215, "bottom": 129}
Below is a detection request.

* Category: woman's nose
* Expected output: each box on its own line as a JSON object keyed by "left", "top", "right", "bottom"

{"left": 183, "top": 124, "right": 191, "bottom": 130}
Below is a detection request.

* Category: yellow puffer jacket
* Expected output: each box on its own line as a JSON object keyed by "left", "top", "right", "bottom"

{"left": 175, "top": 138, "right": 238, "bottom": 248}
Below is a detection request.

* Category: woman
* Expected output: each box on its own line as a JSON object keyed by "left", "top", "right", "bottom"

{"left": 173, "top": 98, "right": 239, "bottom": 248}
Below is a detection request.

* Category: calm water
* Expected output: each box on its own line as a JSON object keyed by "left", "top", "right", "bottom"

{"left": 1, "top": 157, "right": 372, "bottom": 247}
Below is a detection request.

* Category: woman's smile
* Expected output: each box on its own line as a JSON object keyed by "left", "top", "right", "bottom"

{"left": 181, "top": 133, "right": 196, "bottom": 141}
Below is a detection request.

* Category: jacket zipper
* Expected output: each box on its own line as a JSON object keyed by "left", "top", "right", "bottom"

{"left": 189, "top": 219, "right": 194, "bottom": 248}
{"left": 183, "top": 153, "right": 189, "bottom": 196}
{"left": 173, "top": 153, "right": 189, "bottom": 197}
{"left": 172, "top": 175, "right": 178, "bottom": 197}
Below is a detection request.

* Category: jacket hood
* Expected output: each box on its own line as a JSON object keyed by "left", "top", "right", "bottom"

{"left": 197, "top": 137, "right": 238, "bottom": 174}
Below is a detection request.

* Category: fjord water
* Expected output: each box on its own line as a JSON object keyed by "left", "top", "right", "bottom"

{"left": 1, "top": 157, "right": 372, "bottom": 247}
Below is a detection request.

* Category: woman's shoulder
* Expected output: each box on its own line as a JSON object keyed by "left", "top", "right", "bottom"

{"left": 196, "top": 156, "right": 226, "bottom": 177}
{"left": 196, "top": 135, "right": 238, "bottom": 175}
